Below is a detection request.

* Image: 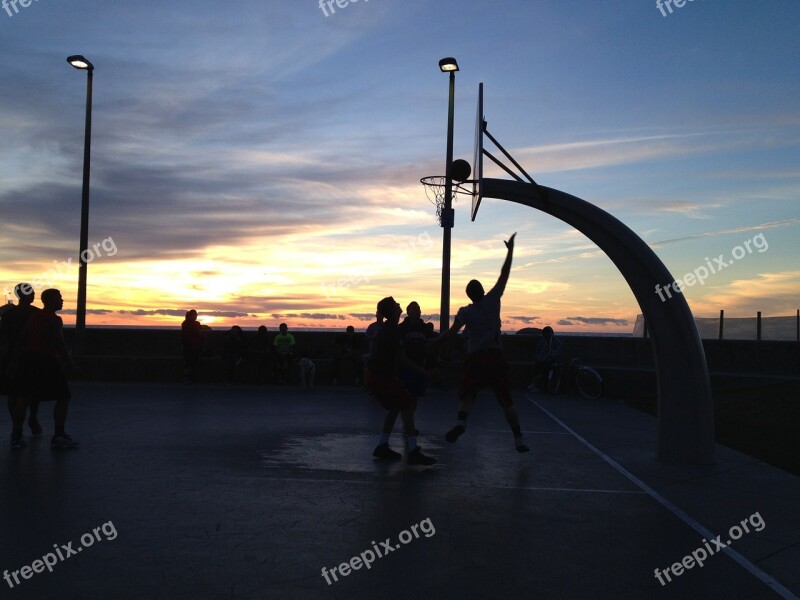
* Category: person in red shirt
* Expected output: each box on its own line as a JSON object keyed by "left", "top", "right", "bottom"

{"left": 1, "top": 283, "right": 42, "bottom": 439}
{"left": 11, "top": 288, "right": 78, "bottom": 449}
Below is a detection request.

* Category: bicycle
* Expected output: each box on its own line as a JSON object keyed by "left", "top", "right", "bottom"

{"left": 542, "top": 357, "right": 603, "bottom": 400}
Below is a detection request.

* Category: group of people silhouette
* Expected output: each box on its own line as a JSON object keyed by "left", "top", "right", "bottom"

{"left": 0, "top": 284, "right": 78, "bottom": 449}
{"left": 364, "top": 233, "right": 531, "bottom": 466}
{"left": 3, "top": 233, "right": 560, "bottom": 462}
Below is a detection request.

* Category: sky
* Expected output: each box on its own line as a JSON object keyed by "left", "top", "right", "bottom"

{"left": 1, "top": 0, "right": 798, "bottom": 334}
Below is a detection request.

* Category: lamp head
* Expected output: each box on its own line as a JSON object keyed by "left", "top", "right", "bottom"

{"left": 67, "top": 55, "right": 94, "bottom": 71}
{"left": 439, "top": 57, "right": 459, "bottom": 73}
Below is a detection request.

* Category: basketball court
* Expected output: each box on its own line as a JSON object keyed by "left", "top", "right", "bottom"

{"left": 1, "top": 382, "right": 797, "bottom": 599}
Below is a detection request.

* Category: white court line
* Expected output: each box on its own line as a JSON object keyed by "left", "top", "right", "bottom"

{"left": 527, "top": 396, "right": 799, "bottom": 600}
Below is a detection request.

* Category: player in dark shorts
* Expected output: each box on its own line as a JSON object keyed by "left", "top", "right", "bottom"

{"left": 438, "top": 233, "right": 529, "bottom": 453}
{"left": 0, "top": 283, "right": 42, "bottom": 440}
{"left": 11, "top": 289, "right": 79, "bottom": 449}
{"left": 366, "top": 297, "right": 436, "bottom": 466}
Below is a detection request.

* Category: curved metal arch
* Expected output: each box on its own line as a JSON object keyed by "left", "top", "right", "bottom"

{"left": 483, "top": 178, "right": 715, "bottom": 464}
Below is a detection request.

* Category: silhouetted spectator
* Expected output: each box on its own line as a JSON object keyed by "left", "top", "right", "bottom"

{"left": 334, "top": 325, "right": 361, "bottom": 385}
{"left": 181, "top": 309, "right": 204, "bottom": 384}
{"left": 273, "top": 323, "right": 295, "bottom": 384}
{"left": 11, "top": 289, "right": 78, "bottom": 449}
{"left": 0, "top": 283, "right": 42, "bottom": 437}
{"left": 528, "top": 326, "right": 564, "bottom": 392}
{"left": 250, "top": 325, "right": 272, "bottom": 384}
{"left": 223, "top": 325, "right": 245, "bottom": 384}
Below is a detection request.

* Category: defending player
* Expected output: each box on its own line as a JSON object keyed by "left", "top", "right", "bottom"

{"left": 366, "top": 296, "right": 436, "bottom": 465}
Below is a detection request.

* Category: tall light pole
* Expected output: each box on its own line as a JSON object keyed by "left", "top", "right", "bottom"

{"left": 67, "top": 55, "right": 93, "bottom": 351}
{"left": 438, "top": 57, "right": 458, "bottom": 333}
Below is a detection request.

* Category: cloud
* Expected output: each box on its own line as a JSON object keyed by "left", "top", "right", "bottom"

{"left": 510, "top": 315, "right": 541, "bottom": 324}
{"left": 271, "top": 313, "right": 348, "bottom": 321}
{"left": 560, "top": 316, "right": 630, "bottom": 326}
{"left": 117, "top": 309, "right": 252, "bottom": 318}
{"left": 648, "top": 218, "right": 800, "bottom": 248}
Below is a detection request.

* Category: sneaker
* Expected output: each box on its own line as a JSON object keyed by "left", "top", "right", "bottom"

{"left": 51, "top": 434, "right": 79, "bottom": 449}
{"left": 29, "top": 420, "right": 43, "bottom": 436}
{"left": 526, "top": 384, "right": 540, "bottom": 394}
{"left": 10, "top": 437, "right": 26, "bottom": 449}
{"left": 515, "top": 441, "right": 530, "bottom": 453}
{"left": 445, "top": 424, "right": 465, "bottom": 443}
{"left": 372, "top": 443, "right": 401, "bottom": 460}
{"left": 407, "top": 446, "right": 436, "bottom": 466}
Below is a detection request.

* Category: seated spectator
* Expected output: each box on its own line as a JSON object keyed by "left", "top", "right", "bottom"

{"left": 273, "top": 323, "right": 295, "bottom": 384}
{"left": 334, "top": 325, "right": 361, "bottom": 385}
{"left": 528, "top": 326, "right": 564, "bottom": 392}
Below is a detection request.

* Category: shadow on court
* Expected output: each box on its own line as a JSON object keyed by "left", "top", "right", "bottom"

{"left": 1, "top": 382, "right": 797, "bottom": 599}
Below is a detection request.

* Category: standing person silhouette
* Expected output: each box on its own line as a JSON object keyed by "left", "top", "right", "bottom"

{"left": 438, "top": 233, "right": 529, "bottom": 453}
{"left": 273, "top": 323, "right": 295, "bottom": 384}
{"left": 0, "top": 283, "right": 42, "bottom": 439}
{"left": 11, "top": 289, "right": 79, "bottom": 449}
{"left": 397, "top": 301, "right": 431, "bottom": 402}
{"left": 181, "top": 310, "right": 204, "bottom": 384}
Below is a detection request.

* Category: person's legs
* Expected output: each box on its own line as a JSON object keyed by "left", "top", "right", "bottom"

{"left": 373, "top": 408, "right": 401, "bottom": 460}
{"left": 10, "top": 396, "right": 29, "bottom": 447}
{"left": 53, "top": 397, "right": 69, "bottom": 436}
{"left": 447, "top": 352, "right": 481, "bottom": 443}
{"left": 51, "top": 396, "right": 78, "bottom": 448}
{"left": 487, "top": 354, "right": 529, "bottom": 453}
{"left": 401, "top": 407, "right": 435, "bottom": 465}
{"left": 27, "top": 398, "right": 41, "bottom": 434}
{"left": 446, "top": 393, "right": 476, "bottom": 443}
{"left": 502, "top": 403, "right": 529, "bottom": 452}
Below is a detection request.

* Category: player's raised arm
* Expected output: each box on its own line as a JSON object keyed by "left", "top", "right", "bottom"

{"left": 494, "top": 232, "right": 516, "bottom": 296}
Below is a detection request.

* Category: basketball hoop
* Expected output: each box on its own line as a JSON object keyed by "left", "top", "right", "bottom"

{"left": 420, "top": 176, "right": 474, "bottom": 225}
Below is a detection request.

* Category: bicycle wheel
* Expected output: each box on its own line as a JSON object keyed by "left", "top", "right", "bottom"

{"left": 575, "top": 366, "right": 603, "bottom": 400}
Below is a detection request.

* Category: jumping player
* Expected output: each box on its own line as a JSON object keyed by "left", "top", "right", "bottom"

{"left": 366, "top": 297, "right": 436, "bottom": 466}
{"left": 439, "top": 233, "right": 529, "bottom": 453}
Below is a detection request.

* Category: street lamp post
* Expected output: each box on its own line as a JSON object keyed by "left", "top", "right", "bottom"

{"left": 438, "top": 57, "right": 458, "bottom": 333}
{"left": 67, "top": 55, "right": 94, "bottom": 352}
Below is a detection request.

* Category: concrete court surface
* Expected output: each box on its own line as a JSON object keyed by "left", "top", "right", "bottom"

{"left": 1, "top": 382, "right": 798, "bottom": 600}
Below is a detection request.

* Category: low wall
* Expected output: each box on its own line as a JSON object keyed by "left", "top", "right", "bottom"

{"left": 61, "top": 329, "right": 800, "bottom": 394}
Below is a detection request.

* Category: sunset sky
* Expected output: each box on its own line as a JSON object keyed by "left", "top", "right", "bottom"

{"left": 1, "top": 0, "right": 798, "bottom": 333}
